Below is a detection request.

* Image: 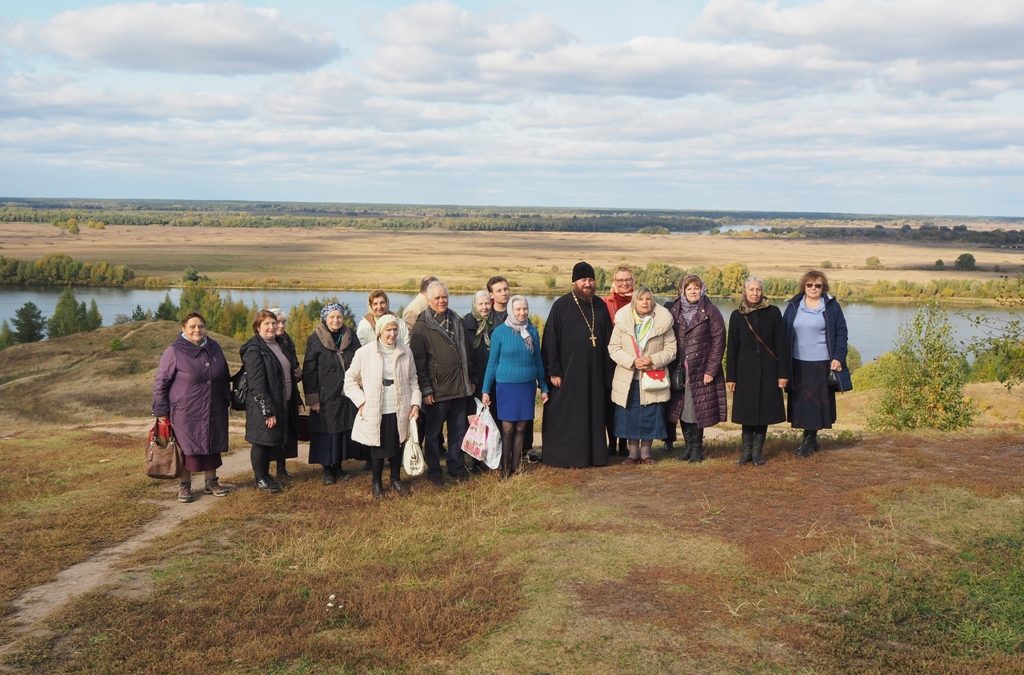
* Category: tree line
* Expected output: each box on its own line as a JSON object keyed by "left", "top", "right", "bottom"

{"left": 0, "top": 254, "right": 134, "bottom": 286}
{"left": 0, "top": 287, "right": 103, "bottom": 348}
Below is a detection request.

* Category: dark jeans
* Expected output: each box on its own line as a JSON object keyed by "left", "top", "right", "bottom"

{"left": 424, "top": 396, "right": 469, "bottom": 477}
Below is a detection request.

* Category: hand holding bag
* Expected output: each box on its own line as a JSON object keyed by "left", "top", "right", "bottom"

{"left": 402, "top": 416, "right": 426, "bottom": 477}
{"left": 631, "top": 336, "right": 669, "bottom": 393}
{"left": 145, "top": 418, "right": 183, "bottom": 479}
{"left": 827, "top": 367, "right": 853, "bottom": 393}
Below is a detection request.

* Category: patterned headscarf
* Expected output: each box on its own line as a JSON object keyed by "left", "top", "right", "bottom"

{"left": 470, "top": 289, "right": 492, "bottom": 349}
{"left": 320, "top": 302, "right": 345, "bottom": 323}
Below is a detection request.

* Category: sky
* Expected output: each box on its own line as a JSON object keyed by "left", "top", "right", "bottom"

{"left": 1, "top": 1, "right": 1022, "bottom": 216}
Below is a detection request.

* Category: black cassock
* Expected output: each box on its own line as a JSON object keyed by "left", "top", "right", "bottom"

{"left": 541, "top": 292, "right": 613, "bottom": 467}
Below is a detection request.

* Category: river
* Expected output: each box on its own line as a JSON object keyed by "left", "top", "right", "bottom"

{"left": 0, "top": 287, "right": 1015, "bottom": 362}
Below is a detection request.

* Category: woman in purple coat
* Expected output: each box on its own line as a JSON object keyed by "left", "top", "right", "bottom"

{"left": 153, "top": 312, "right": 231, "bottom": 504}
{"left": 666, "top": 275, "right": 727, "bottom": 462}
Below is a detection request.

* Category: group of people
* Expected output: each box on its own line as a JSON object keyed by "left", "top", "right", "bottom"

{"left": 151, "top": 263, "right": 849, "bottom": 503}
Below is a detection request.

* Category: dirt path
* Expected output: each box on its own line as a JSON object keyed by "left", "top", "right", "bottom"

{"left": 0, "top": 433, "right": 257, "bottom": 664}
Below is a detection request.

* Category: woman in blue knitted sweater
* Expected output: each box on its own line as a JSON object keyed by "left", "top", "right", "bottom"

{"left": 482, "top": 296, "right": 549, "bottom": 477}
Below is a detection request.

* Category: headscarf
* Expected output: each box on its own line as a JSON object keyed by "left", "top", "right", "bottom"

{"left": 678, "top": 275, "right": 705, "bottom": 326}
{"left": 320, "top": 302, "right": 344, "bottom": 323}
{"left": 503, "top": 295, "right": 534, "bottom": 353}
{"left": 470, "top": 289, "right": 492, "bottom": 349}
{"left": 374, "top": 314, "right": 399, "bottom": 354}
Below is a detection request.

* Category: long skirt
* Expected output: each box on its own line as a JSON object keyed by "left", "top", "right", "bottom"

{"left": 184, "top": 453, "right": 222, "bottom": 473}
{"left": 370, "top": 413, "right": 402, "bottom": 461}
{"left": 788, "top": 359, "right": 836, "bottom": 430}
{"left": 614, "top": 380, "right": 667, "bottom": 441}
{"left": 308, "top": 431, "right": 359, "bottom": 466}
{"left": 496, "top": 381, "right": 537, "bottom": 422}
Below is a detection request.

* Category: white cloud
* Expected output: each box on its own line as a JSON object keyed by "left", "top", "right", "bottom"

{"left": 360, "top": 0, "right": 1024, "bottom": 101}
{"left": 9, "top": 2, "right": 340, "bottom": 74}
{"left": 694, "top": 0, "right": 1024, "bottom": 61}
{"left": 0, "top": 74, "right": 253, "bottom": 121}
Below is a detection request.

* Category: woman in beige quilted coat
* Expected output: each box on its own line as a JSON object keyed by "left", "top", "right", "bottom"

{"left": 608, "top": 286, "right": 677, "bottom": 465}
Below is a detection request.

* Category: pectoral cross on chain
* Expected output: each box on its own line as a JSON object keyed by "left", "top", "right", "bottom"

{"left": 589, "top": 335, "right": 597, "bottom": 347}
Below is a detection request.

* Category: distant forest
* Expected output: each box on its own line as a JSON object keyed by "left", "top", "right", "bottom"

{"left": 2, "top": 197, "right": 1022, "bottom": 241}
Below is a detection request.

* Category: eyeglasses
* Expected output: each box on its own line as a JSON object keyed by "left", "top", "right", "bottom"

{"left": 805, "top": 282, "right": 824, "bottom": 289}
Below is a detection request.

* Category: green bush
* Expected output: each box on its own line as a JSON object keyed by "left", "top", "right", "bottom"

{"left": 869, "top": 305, "right": 976, "bottom": 430}
{"left": 851, "top": 353, "right": 896, "bottom": 390}
{"left": 955, "top": 253, "right": 976, "bottom": 270}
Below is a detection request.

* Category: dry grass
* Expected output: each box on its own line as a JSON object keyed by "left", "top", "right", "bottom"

{"left": 2, "top": 221, "right": 1021, "bottom": 291}
{"left": 0, "top": 430, "right": 163, "bottom": 611}
{"left": 0, "top": 321, "right": 243, "bottom": 427}
{"left": 3, "top": 323, "right": 1024, "bottom": 671}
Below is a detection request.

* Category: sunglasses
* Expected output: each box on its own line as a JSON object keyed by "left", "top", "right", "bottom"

{"left": 805, "top": 282, "right": 824, "bottom": 289}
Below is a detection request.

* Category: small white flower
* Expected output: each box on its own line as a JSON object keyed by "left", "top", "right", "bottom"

{"left": 328, "top": 594, "right": 336, "bottom": 600}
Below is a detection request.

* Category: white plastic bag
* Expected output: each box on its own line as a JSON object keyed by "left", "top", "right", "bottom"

{"left": 478, "top": 399, "right": 502, "bottom": 470}
{"left": 402, "top": 416, "right": 426, "bottom": 477}
{"left": 462, "top": 398, "right": 502, "bottom": 470}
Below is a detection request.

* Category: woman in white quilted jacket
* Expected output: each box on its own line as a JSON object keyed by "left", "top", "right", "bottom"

{"left": 344, "top": 314, "right": 421, "bottom": 498}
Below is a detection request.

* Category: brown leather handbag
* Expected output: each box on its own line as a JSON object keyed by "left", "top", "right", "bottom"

{"left": 145, "top": 418, "right": 183, "bottom": 479}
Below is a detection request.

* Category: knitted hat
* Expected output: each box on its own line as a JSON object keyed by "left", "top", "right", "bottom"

{"left": 572, "top": 261, "right": 596, "bottom": 281}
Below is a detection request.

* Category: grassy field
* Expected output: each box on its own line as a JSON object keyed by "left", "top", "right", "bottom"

{"left": 1, "top": 323, "right": 1023, "bottom": 672}
{"left": 3, "top": 221, "right": 1022, "bottom": 293}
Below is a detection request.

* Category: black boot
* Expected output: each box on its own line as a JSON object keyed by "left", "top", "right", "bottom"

{"left": 752, "top": 432, "right": 767, "bottom": 466}
{"left": 372, "top": 479, "right": 385, "bottom": 498}
{"left": 391, "top": 479, "right": 410, "bottom": 496}
{"left": 796, "top": 430, "right": 813, "bottom": 457}
{"left": 807, "top": 430, "right": 820, "bottom": 453}
{"left": 689, "top": 427, "right": 704, "bottom": 463}
{"left": 737, "top": 429, "right": 753, "bottom": 465}
{"left": 677, "top": 424, "right": 693, "bottom": 461}
{"left": 321, "top": 466, "right": 336, "bottom": 485}
{"left": 276, "top": 460, "right": 289, "bottom": 479}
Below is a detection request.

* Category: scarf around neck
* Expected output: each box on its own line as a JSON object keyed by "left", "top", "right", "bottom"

{"left": 738, "top": 296, "right": 772, "bottom": 315}
{"left": 470, "top": 310, "right": 492, "bottom": 349}
{"left": 678, "top": 295, "right": 702, "bottom": 326}
{"left": 632, "top": 310, "right": 655, "bottom": 350}
{"left": 503, "top": 314, "right": 534, "bottom": 353}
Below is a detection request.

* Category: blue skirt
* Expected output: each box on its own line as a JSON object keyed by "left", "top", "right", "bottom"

{"left": 615, "top": 380, "right": 666, "bottom": 440}
{"left": 496, "top": 381, "right": 537, "bottom": 422}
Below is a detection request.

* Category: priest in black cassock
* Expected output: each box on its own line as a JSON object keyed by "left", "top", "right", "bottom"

{"left": 541, "top": 261, "right": 613, "bottom": 467}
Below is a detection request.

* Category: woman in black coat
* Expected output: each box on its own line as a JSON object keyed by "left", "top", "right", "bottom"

{"left": 241, "top": 309, "right": 301, "bottom": 493}
{"left": 270, "top": 308, "right": 301, "bottom": 479}
{"left": 726, "top": 277, "right": 791, "bottom": 466}
{"left": 303, "top": 302, "right": 361, "bottom": 484}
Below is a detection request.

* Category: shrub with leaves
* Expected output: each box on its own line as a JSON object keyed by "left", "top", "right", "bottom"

{"left": 870, "top": 304, "right": 976, "bottom": 430}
